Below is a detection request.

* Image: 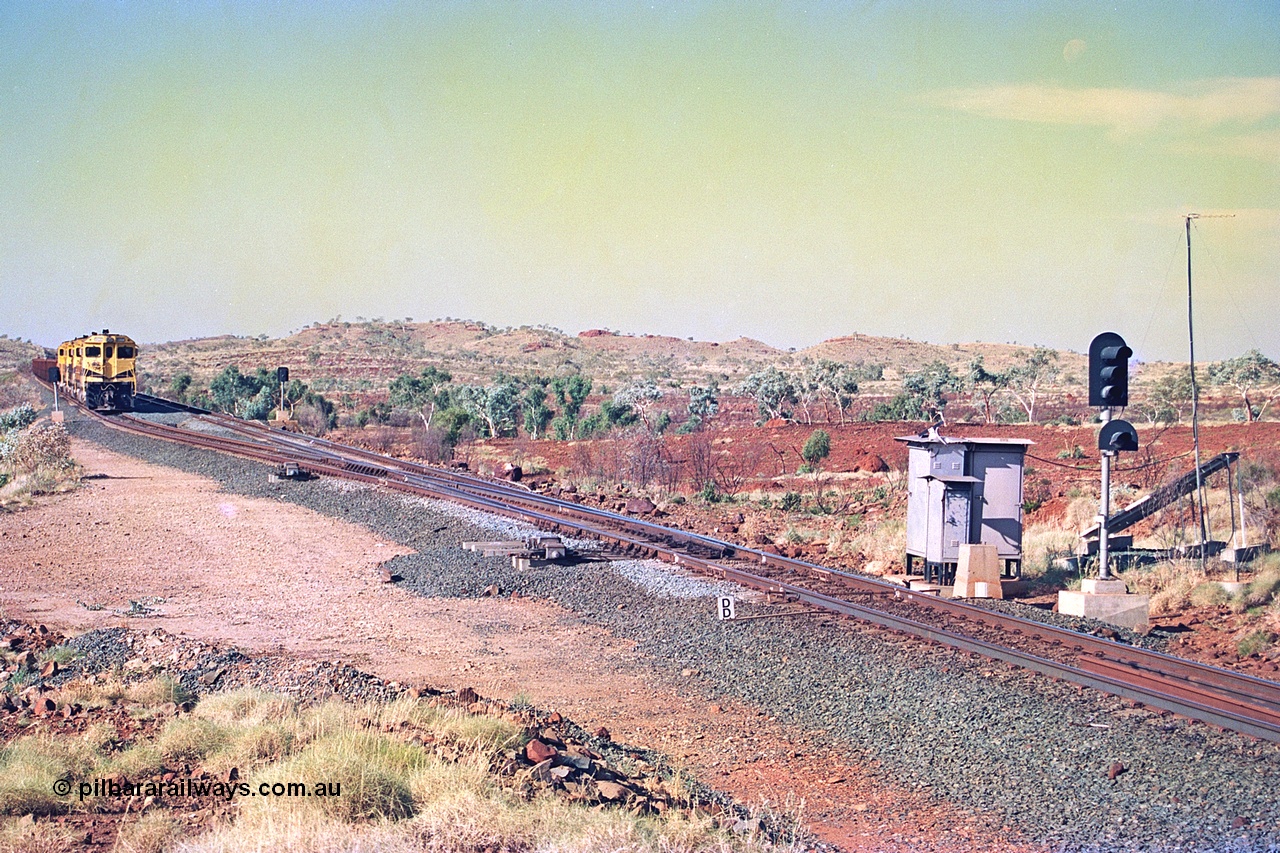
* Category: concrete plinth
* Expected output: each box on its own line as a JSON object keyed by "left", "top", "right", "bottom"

{"left": 1058, "top": 579, "right": 1150, "bottom": 632}
{"left": 1222, "top": 545, "right": 1268, "bottom": 564}
{"left": 952, "top": 544, "right": 1002, "bottom": 599}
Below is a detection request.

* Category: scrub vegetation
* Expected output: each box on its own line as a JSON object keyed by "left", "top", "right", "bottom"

{"left": 0, "top": 680, "right": 803, "bottom": 853}
{"left": 0, "top": 404, "right": 79, "bottom": 509}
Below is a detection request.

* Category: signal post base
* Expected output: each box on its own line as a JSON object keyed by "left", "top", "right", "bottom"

{"left": 1058, "top": 579, "right": 1150, "bottom": 632}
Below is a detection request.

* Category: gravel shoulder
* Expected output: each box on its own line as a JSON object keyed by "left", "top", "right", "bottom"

{"left": 5, "top": 411, "right": 1280, "bottom": 852}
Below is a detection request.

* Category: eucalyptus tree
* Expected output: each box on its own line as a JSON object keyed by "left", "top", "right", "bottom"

{"left": 1208, "top": 350, "right": 1280, "bottom": 422}
{"left": 1004, "top": 347, "right": 1060, "bottom": 423}
{"left": 388, "top": 366, "right": 453, "bottom": 428}
{"left": 737, "top": 366, "right": 798, "bottom": 423}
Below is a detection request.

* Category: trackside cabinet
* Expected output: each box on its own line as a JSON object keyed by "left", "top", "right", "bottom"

{"left": 897, "top": 431, "right": 1032, "bottom": 584}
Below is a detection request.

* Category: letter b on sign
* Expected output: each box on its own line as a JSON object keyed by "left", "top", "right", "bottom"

{"left": 718, "top": 596, "right": 736, "bottom": 620}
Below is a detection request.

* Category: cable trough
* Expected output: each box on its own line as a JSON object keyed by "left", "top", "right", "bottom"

{"left": 58, "top": 388, "right": 1280, "bottom": 744}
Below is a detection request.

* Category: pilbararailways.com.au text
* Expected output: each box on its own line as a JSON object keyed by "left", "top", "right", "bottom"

{"left": 53, "top": 777, "right": 343, "bottom": 802}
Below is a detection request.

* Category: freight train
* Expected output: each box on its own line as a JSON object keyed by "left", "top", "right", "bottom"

{"left": 51, "top": 330, "right": 138, "bottom": 411}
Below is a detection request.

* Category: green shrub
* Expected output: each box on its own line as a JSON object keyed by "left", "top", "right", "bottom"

{"left": 801, "top": 430, "right": 830, "bottom": 470}
{"left": 0, "top": 403, "right": 36, "bottom": 432}
{"left": 1237, "top": 630, "right": 1276, "bottom": 659}
{"left": 7, "top": 423, "right": 73, "bottom": 475}
{"left": 779, "top": 491, "right": 802, "bottom": 512}
{"left": 1230, "top": 568, "right": 1280, "bottom": 613}
{"left": 1188, "top": 582, "right": 1230, "bottom": 609}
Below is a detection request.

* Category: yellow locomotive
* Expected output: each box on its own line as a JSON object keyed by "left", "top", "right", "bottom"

{"left": 56, "top": 330, "right": 138, "bottom": 411}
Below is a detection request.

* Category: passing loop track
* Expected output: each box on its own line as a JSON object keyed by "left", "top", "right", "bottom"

{"left": 68, "top": 391, "right": 1280, "bottom": 744}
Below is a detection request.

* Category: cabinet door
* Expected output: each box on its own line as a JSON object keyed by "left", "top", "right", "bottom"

{"left": 942, "top": 488, "right": 972, "bottom": 561}
{"left": 972, "top": 450, "right": 1024, "bottom": 556}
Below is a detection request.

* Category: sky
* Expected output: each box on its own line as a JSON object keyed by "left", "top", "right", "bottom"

{"left": 1, "top": 1, "right": 1277, "bottom": 363}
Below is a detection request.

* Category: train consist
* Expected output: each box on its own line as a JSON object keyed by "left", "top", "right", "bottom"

{"left": 44, "top": 330, "right": 139, "bottom": 411}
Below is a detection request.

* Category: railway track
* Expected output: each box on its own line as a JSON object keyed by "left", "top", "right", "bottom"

{"left": 59, "top": 390, "right": 1280, "bottom": 744}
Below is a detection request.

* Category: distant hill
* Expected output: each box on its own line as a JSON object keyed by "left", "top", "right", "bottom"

{"left": 131, "top": 320, "right": 1090, "bottom": 398}
{"left": 0, "top": 336, "right": 45, "bottom": 410}
{"left": 2, "top": 319, "right": 1262, "bottom": 423}
{"left": 0, "top": 336, "right": 44, "bottom": 375}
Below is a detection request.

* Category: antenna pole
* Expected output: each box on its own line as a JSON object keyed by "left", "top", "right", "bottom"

{"left": 1186, "top": 215, "right": 1208, "bottom": 570}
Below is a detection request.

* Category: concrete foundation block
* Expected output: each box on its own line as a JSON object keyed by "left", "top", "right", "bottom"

{"left": 1058, "top": 588, "right": 1151, "bottom": 632}
{"left": 952, "top": 544, "right": 1002, "bottom": 599}
{"left": 1000, "top": 580, "right": 1029, "bottom": 598}
{"left": 1222, "top": 545, "right": 1268, "bottom": 563}
{"left": 1081, "top": 578, "right": 1129, "bottom": 595}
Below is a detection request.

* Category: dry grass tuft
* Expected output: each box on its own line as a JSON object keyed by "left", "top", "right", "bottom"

{"left": 1121, "top": 561, "right": 1207, "bottom": 616}
{"left": 248, "top": 731, "right": 425, "bottom": 822}
{"left": 1021, "top": 523, "right": 1078, "bottom": 578}
{"left": 0, "top": 724, "right": 121, "bottom": 817}
{"left": 1188, "top": 581, "right": 1231, "bottom": 609}
{"left": 183, "top": 782, "right": 782, "bottom": 853}
{"left": 111, "top": 811, "right": 183, "bottom": 853}
{"left": 837, "top": 518, "right": 905, "bottom": 568}
{"left": 0, "top": 816, "right": 77, "bottom": 853}
{"left": 193, "top": 690, "right": 296, "bottom": 727}
{"left": 126, "top": 677, "right": 192, "bottom": 708}
{"left": 155, "top": 718, "right": 231, "bottom": 765}
{"left": 0, "top": 743, "right": 75, "bottom": 817}
{"left": 1, "top": 682, "right": 798, "bottom": 853}
{"left": 100, "top": 744, "right": 165, "bottom": 785}
{"left": 0, "top": 421, "right": 81, "bottom": 509}
{"left": 1065, "top": 496, "right": 1097, "bottom": 533}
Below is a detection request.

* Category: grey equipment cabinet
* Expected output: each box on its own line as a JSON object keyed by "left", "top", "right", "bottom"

{"left": 896, "top": 429, "right": 1032, "bottom": 585}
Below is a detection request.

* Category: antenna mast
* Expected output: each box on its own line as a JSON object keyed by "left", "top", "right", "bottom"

{"left": 1184, "top": 212, "right": 1233, "bottom": 569}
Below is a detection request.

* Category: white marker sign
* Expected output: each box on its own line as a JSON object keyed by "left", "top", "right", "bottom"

{"left": 717, "top": 596, "right": 736, "bottom": 620}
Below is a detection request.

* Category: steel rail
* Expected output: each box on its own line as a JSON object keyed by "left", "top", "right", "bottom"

{"left": 1077, "top": 657, "right": 1280, "bottom": 731}
{"left": 675, "top": 552, "right": 1280, "bottom": 743}
{"left": 52, "top": 386, "right": 1280, "bottom": 743}
{"left": 1087, "top": 645, "right": 1280, "bottom": 712}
